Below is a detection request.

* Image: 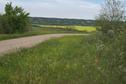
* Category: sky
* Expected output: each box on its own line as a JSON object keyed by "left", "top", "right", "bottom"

{"left": 0, "top": 0, "right": 125, "bottom": 19}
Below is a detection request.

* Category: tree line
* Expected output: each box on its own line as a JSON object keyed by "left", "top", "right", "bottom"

{"left": 30, "top": 17, "right": 95, "bottom": 26}
{"left": 0, "top": 2, "right": 30, "bottom": 34}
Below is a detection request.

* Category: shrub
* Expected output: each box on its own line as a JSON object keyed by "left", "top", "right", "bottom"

{"left": 0, "top": 2, "right": 30, "bottom": 34}
{"left": 96, "top": 0, "right": 125, "bottom": 37}
{"left": 96, "top": 0, "right": 126, "bottom": 83}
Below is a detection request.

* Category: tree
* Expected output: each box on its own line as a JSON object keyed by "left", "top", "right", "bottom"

{"left": 96, "top": 0, "right": 126, "bottom": 83}
{"left": 96, "top": 0, "right": 125, "bottom": 36}
{"left": 1, "top": 2, "right": 30, "bottom": 34}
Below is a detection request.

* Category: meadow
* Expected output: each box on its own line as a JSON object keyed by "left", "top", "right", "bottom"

{"left": 0, "top": 25, "right": 96, "bottom": 41}
{"left": 40, "top": 25, "right": 96, "bottom": 32}
{"left": 0, "top": 0, "right": 125, "bottom": 83}
{"left": 0, "top": 35, "right": 121, "bottom": 84}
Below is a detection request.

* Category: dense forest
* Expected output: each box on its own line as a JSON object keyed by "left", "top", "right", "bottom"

{"left": 30, "top": 17, "right": 95, "bottom": 26}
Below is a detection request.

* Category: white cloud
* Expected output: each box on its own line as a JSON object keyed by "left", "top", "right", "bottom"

{"left": 0, "top": 0, "right": 101, "bottom": 19}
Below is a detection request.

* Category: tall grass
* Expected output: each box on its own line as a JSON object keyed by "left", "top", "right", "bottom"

{"left": 0, "top": 35, "right": 122, "bottom": 84}
{"left": 0, "top": 36, "right": 97, "bottom": 84}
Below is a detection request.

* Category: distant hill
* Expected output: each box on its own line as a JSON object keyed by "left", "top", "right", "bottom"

{"left": 30, "top": 17, "right": 95, "bottom": 26}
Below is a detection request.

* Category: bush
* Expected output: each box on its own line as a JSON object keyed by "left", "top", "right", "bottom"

{"left": 96, "top": 32, "right": 126, "bottom": 84}
{"left": 0, "top": 2, "right": 30, "bottom": 34}
{"left": 96, "top": 0, "right": 125, "bottom": 36}
{"left": 96, "top": 0, "right": 126, "bottom": 83}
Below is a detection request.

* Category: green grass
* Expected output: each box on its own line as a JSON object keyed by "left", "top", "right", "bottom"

{"left": 0, "top": 36, "right": 96, "bottom": 84}
{"left": 0, "top": 26, "right": 84, "bottom": 41}
{"left": 0, "top": 25, "right": 96, "bottom": 41}
{"left": 0, "top": 35, "right": 120, "bottom": 84}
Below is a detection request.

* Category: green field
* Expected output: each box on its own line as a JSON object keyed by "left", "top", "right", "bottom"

{"left": 40, "top": 25, "right": 96, "bottom": 32}
{"left": 0, "top": 36, "right": 120, "bottom": 84}
{"left": 74, "top": 26, "right": 96, "bottom": 32}
{"left": 0, "top": 25, "right": 85, "bottom": 41}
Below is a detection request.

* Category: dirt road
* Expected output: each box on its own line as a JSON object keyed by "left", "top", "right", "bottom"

{"left": 0, "top": 34, "right": 87, "bottom": 55}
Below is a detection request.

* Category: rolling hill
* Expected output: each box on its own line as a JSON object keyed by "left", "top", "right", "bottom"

{"left": 30, "top": 17, "right": 95, "bottom": 26}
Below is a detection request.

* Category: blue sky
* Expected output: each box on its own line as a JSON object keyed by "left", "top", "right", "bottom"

{"left": 0, "top": 0, "right": 125, "bottom": 19}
